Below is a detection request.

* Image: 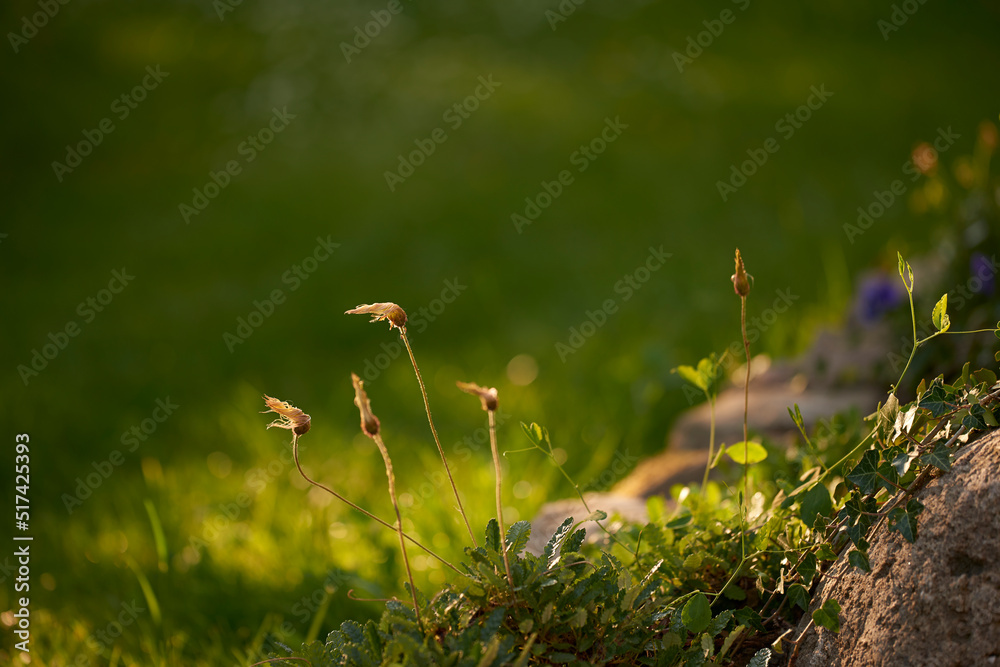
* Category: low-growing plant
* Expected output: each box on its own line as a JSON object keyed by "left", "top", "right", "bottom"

{"left": 257, "top": 252, "right": 998, "bottom": 666}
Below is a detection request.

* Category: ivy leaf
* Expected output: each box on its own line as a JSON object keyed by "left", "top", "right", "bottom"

{"left": 931, "top": 293, "right": 950, "bottom": 332}
{"left": 682, "top": 592, "right": 712, "bottom": 634}
{"left": 846, "top": 450, "right": 881, "bottom": 495}
{"left": 800, "top": 484, "right": 832, "bottom": 528}
{"left": 812, "top": 598, "right": 842, "bottom": 633}
{"left": 890, "top": 447, "right": 916, "bottom": 477}
{"left": 787, "top": 583, "right": 809, "bottom": 611}
{"left": 919, "top": 443, "right": 953, "bottom": 472}
{"left": 918, "top": 382, "right": 952, "bottom": 418}
{"left": 888, "top": 499, "right": 924, "bottom": 543}
{"left": 973, "top": 368, "right": 997, "bottom": 388}
{"left": 815, "top": 543, "right": 837, "bottom": 561}
{"left": 505, "top": 520, "right": 531, "bottom": 555}
{"left": 848, "top": 550, "right": 871, "bottom": 573}
{"left": 725, "top": 441, "right": 768, "bottom": 465}
{"left": 876, "top": 461, "right": 900, "bottom": 494}
{"left": 734, "top": 607, "right": 765, "bottom": 633}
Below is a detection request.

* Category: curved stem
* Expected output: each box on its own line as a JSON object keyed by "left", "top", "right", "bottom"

{"left": 401, "top": 331, "right": 478, "bottom": 547}
{"left": 291, "top": 435, "right": 460, "bottom": 574}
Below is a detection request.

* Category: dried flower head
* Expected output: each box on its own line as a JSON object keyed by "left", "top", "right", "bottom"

{"left": 345, "top": 302, "right": 407, "bottom": 332}
{"left": 732, "top": 248, "right": 752, "bottom": 297}
{"left": 351, "top": 373, "right": 381, "bottom": 437}
{"left": 262, "top": 395, "right": 311, "bottom": 436}
{"left": 456, "top": 381, "right": 499, "bottom": 412}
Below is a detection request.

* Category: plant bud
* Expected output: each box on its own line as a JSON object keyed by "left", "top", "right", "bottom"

{"left": 351, "top": 373, "right": 381, "bottom": 437}
{"left": 732, "top": 249, "right": 752, "bottom": 297}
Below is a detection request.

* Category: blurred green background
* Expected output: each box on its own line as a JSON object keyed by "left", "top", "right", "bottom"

{"left": 2, "top": 0, "right": 998, "bottom": 664}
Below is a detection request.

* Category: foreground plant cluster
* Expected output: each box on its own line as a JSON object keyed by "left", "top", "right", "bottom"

{"left": 257, "top": 254, "right": 999, "bottom": 667}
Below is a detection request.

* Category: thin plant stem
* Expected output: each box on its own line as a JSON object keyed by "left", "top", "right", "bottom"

{"left": 400, "top": 330, "right": 478, "bottom": 546}
{"left": 290, "top": 435, "right": 460, "bottom": 574}
{"left": 701, "top": 395, "right": 716, "bottom": 493}
{"left": 372, "top": 432, "right": 422, "bottom": 630}
{"left": 488, "top": 409, "right": 515, "bottom": 593}
{"left": 740, "top": 294, "right": 751, "bottom": 559}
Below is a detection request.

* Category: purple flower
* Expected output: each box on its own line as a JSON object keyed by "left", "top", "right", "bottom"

{"left": 855, "top": 273, "right": 906, "bottom": 324}
{"left": 970, "top": 252, "right": 995, "bottom": 296}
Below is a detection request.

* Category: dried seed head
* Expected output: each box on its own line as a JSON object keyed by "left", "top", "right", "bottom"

{"left": 731, "top": 248, "right": 752, "bottom": 297}
{"left": 351, "top": 373, "right": 381, "bottom": 438}
{"left": 262, "top": 395, "right": 311, "bottom": 436}
{"left": 345, "top": 302, "right": 408, "bottom": 332}
{"left": 456, "top": 381, "right": 499, "bottom": 412}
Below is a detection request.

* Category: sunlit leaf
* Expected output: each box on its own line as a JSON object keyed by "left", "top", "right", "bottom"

{"left": 920, "top": 443, "right": 953, "bottom": 472}
{"left": 725, "top": 441, "right": 768, "bottom": 464}
{"left": 812, "top": 598, "right": 842, "bottom": 633}
{"left": 846, "top": 450, "right": 880, "bottom": 495}
{"left": 931, "top": 293, "right": 950, "bottom": 332}
{"left": 848, "top": 550, "right": 871, "bottom": 573}
{"left": 800, "top": 484, "right": 832, "bottom": 528}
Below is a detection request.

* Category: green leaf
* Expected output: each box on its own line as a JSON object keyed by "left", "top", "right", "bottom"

{"left": 674, "top": 364, "right": 707, "bottom": 392}
{"left": 734, "top": 607, "right": 765, "bottom": 633}
{"left": 890, "top": 447, "right": 915, "bottom": 477}
{"left": 920, "top": 443, "right": 953, "bottom": 472}
{"left": 846, "top": 450, "right": 881, "bottom": 495}
{"left": 542, "top": 517, "right": 575, "bottom": 567}
{"left": 848, "top": 550, "right": 871, "bottom": 572}
{"left": 787, "top": 583, "right": 809, "bottom": 611}
{"left": 583, "top": 509, "right": 608, "bottom": 523}
{"left": 747, "top": 647, "right": 772, "bottom": 667}
{"left": 800, "top": 484, "right": 832, "bottom": 528}
{"left": 682, "top": 592, "right": 712, "bottom": 634}
{"left": 520, "top": 421, "right": 548, "bottom": 448}
{"left": 725, "top": 441, "right": 768, "bottom": 465}
{"left": 812, "top": 598, "right": 842, "bottom": 633}
{"left": 931, "top": 293, "right": 950, "bottom": 332}
{"left": 798, "top": 552, "right": 818, "bottom": 586}
{"left": 815, "top": 543, "right": 837, "bottom": 561}
{"left": 707, "top": 609, "right": 733, "bottom": 637}
{"left": 888, "top": 499, "right": 924, "bottom": 542}
{"left": 485, "top": 518, "right": 501, "bottom": 552}
{"left": 973, "top": 368, "right": 997, "bottom": 387}
{"left": 505, "top": 520, "right": 531, "bottom": 555}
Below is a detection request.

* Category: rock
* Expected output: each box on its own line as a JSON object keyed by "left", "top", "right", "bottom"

{"left": 793, "top": 428, "right": 1000, "bottom": 667}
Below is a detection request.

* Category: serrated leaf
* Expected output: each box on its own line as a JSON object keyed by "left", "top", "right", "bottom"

{"left": 920, "top": 443, "right": 953, "bottom": 472}
{"left": 543, "top": 517, "right": 574, "bottom": 568}
{"left": 787, "top": 583, "right": 809, "bottom": 610}
{"left": 683, "top": 553, "right": 704, "bottom": 570}
{"left": 707, "top": 610, "right": 734, "bottom": 637}
{"left": 812, "top": 598, "right": 842, "bottom": 633}
{"left": 848, "top": 550, "right": 871, "bottom": 572}
{"left": 725, "top": 441, "right": 768, "bottom": 464}
{"left": 888, "top": 499, "right": 924, "bottom": 542}
{"left": 682, "top": 592, "right": 712, "bottom": 634}
{"left": 485, "top": 519, "right": 501, "bottom": 552}
{"left": 932, "top": 293, "right": 950, "bottom": 332}
{"left": 846, "top": 449, "right": 880, "bottom": 495}
{"left": 800, "top": 483, "right": 832, "bottom": 527}
{"left": 505, "top": 520, "right": 531, "bottom": 555}
{"left": 748, "top": 647, "right": 772, "bottom": 667}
